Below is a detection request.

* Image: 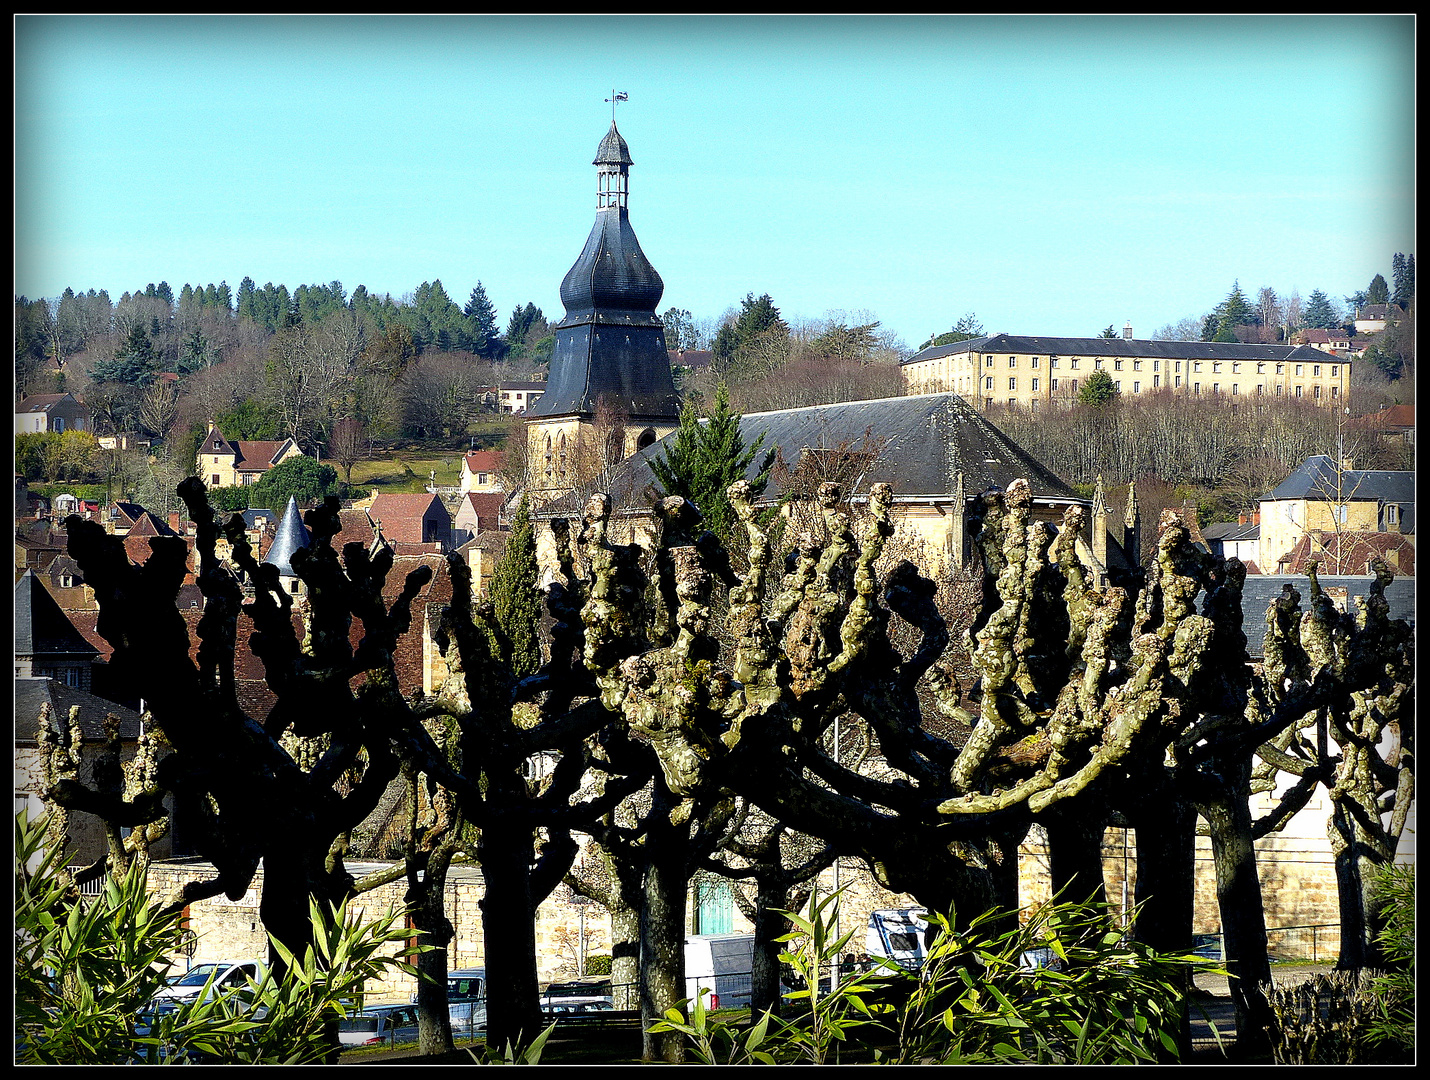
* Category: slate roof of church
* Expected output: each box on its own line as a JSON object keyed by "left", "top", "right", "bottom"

{"left": 539, "top": 392, "right": 1080, "bottom": 517}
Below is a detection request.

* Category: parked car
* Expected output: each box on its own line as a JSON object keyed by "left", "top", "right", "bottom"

{"left": 541, "top": 978, "right": 614, "bottom": 1013}
{"left": 338, "top": 1004, "right": 420, "bottom": 1048}
{"left": 1192, "top": 934, "right": 1223, "bottom": 960}
{"left": 148, "top": 960, "right": 268, "bottom": 1018}
{"left": 444, "top": 968, "right": 487, "bottom": 1036}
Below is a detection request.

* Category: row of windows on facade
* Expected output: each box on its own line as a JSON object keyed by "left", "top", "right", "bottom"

{"left": 977, "top": 376, "right": 1338, "bottom": 398}
{"left": 926, "top": 355, "right": 1340, "bottom": 378}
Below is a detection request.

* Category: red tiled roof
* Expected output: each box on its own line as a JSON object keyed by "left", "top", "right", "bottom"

{"left": 233, "top": 440, "right": 290, "bottom": 471}
{"left": 369, "top": 493, "right": 450, "bottom": 544}
{"left": 1283, "top": 531, "right": 1415, "bottom": 576}
{"left": 1362, "top": 404, "right": 1414, "bottom": 428}
{"left": 463, "top": 450, "right": 506, "bottom": 474}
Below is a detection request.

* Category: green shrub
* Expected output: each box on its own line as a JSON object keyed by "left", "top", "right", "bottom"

{"left": 652, "top": 891, "right": 1214, "bottom": 1066}
{"left": 583, "top": 954, "right": 613, "bottom": 976}
{"left": 15, "top": 810, "right": 417, "bottom": 1065}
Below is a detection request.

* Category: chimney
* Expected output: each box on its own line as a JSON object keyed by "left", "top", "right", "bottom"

{"left": 1122, "top": 321, "right": 1133, "bottom": 340}
{"left": 1238, "top": 513, "right": 1247, "bottom": 526}
{"left": 1252, "top": 512, "right": 1260, "bottom": 526}
{"left": 169, "top": 510, "right": 182, "bottom": 533}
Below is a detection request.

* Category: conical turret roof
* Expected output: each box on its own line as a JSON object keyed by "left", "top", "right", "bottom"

{"left": 264, "top": 496, "right": 310, "bottom": 577}
{"left": 594, "top": 121, "right": 633, "bottom": 166}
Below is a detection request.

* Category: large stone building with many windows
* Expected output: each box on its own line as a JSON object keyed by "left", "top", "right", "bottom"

{"left": 901, "top": 332, "right": 1350, "bottom": 410}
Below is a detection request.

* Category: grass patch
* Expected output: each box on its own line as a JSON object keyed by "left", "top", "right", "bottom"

{"left": 343, "top": 453, "right": 465, "bottom": 494}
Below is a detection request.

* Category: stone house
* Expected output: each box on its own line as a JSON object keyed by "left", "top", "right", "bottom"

{"left": 459, "top": 450, "right": 507, "bottom": 495}
{"left": 15, "top": 392, "right": 91, "bottom": 434}
{"left": 452, "top": 491, "right": 507, "bottom": 547}
{"left": 368, "top": 492, "right": 454, "bottom": 552}
{"left": 196, "top": 421, "right": 304, "bottom": 489}
{"left": 1257, "top": 455, "right": 1414, "bottom": 574}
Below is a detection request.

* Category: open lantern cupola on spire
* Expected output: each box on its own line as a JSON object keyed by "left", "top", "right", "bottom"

{"left": 529, "top": 121, "right": 680, "bottom": 426}
{"left": 525, "top": 119, "right": 681, "bottom": 500}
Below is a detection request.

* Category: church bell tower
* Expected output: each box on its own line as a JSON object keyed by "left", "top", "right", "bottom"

{"left": 525, "top": 121, "right": 681, "bottom": 501}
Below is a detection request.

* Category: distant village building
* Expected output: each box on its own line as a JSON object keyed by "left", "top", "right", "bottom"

{"left": 459, "top": 449, "right": 507, "bottom": 495}
{"left": 1201, "top": 516, "right": 1262, "bottom": 571}
{"left": 197, "top": 421, "right": 304, "bottom": 488}
{"left": 497, "top": 382, "right": 547, "bottom": 414}
{"left": 1257, "top": 455, "right": 1415, "bottom": 575}
{"left": 901, "top": 334, "right": 1350, "bottom": 409}
{"left": 15, "top": 568, "right": 100, "bottom": 690}
{"left": 368, "top": 492, "right": 453, "bottom": 552}
{"left": 1353, "top": 303, "right": 1403, "bottom": 335}
{"left": 16, "top": 392, "right": 91, "bottom": 434}
{"left": 523, "top": 122, "right": 682, "bottom": 502}
{"left": 1296, "top": 327, "right": 1353, "bottom": 354}
{"left": 453, "top": 491, "right": 507, "bottom": 547}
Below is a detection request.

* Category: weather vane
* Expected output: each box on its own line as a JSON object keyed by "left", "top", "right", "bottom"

{"left": 605, "top": 90, "right": 628, "bottom": 123}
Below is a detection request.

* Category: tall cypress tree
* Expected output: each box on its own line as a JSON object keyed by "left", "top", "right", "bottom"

{"left": 487, "top": 496, "right": 542, "bottom": 680}
{"left": 649, "top": 382, "right": 775, "bottom": 543}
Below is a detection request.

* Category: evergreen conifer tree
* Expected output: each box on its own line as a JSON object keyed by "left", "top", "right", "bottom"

{"left": 1390, "top": 253, "right": 1414, "bottom": 307}
{"left": 487, "top": 496, "right": 542, "bottom": 680}
{"left": 1302, "top": 289, "right": 1340, "bottom": 329}
{"left": 1077, "top": 368, "right": 1120, "bottom": 407}
{"left": 649, "top": 382, "right": 775, "bottom": 543}
{"left": 1367, "top": 273, "right": 1390, "bottom": 306}
{"left": 465, "top": 282, "right": 500, "bottom": 357}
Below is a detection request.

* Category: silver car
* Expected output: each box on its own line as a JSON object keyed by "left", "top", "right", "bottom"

{"left": 338, "top": 1004, "right": 421, "bottom": 1048}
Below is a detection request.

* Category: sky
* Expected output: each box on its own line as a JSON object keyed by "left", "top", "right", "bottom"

{"left": 14, "top": 15, "right": 1416, "bottom": 350}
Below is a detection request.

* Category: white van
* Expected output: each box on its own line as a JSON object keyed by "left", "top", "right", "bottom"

{"left": 444, "top": 967, "right": 487, "bottom": 1037}
{"left": 148, "top": 959, "right": 268, "bottom": 1018}
{"left": 684, "top": 933, "right": 755, "bottom": 1010}
{"left": 867, "top": 909, "right": 929, "bottom": 971}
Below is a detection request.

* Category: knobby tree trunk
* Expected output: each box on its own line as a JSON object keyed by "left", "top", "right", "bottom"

{"left": 639, "top": 800, "right": 690, "bottom": 1064}
{"left": 478, "top": 809, "right": 543, "bottom": 1050}
{"left": 1200, "top": 789, "right": 1273, "bottom": 1058}
{"left": 1131, "top": 797, "right": 1195, "bottom": 1060}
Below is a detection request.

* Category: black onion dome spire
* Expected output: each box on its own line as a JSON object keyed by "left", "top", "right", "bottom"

{"left": 531, "top": 123, "right": 680, "bottom": 422}
{"left": 557, "top": 211, "right": 665, "bottom": 316}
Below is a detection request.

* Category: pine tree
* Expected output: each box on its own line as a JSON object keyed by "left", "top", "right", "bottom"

{"left": 1390, "top": 253, "right": 1415, "bottom": 307}
{"left": 1367, "top": 273, "right": 1390, "bottom": 306}
{"left": 465, "top": 282, "right": 500, "bottom": 357}
{"left": 649, "top": 382, "right": 775, "bottom": 543}
{"left": 1302, "top": 289, "right": 1340, "bottom": 329}
{"left": 487, "top": 496, "right": 542, "bottom": 680}
{"left": 237, "top": 277, "right": 257, "bottom": 321}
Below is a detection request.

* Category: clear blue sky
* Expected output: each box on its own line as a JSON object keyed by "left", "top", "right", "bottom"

{"left": 15, "top": 15, "right": 1415, "bottom": 349}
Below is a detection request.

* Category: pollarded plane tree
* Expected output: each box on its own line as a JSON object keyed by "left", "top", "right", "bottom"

{"left": 56, "top": 481, "right": 434, "bottom": 966}
{"left": 53, "top": 480, "right": 638, "bottom": 1055}
{"left": 569, "top": 475, "right": 1410, "bottom": 1059}
{"left": 1249, "top": 560, "right": 1414, "bottom": 970}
